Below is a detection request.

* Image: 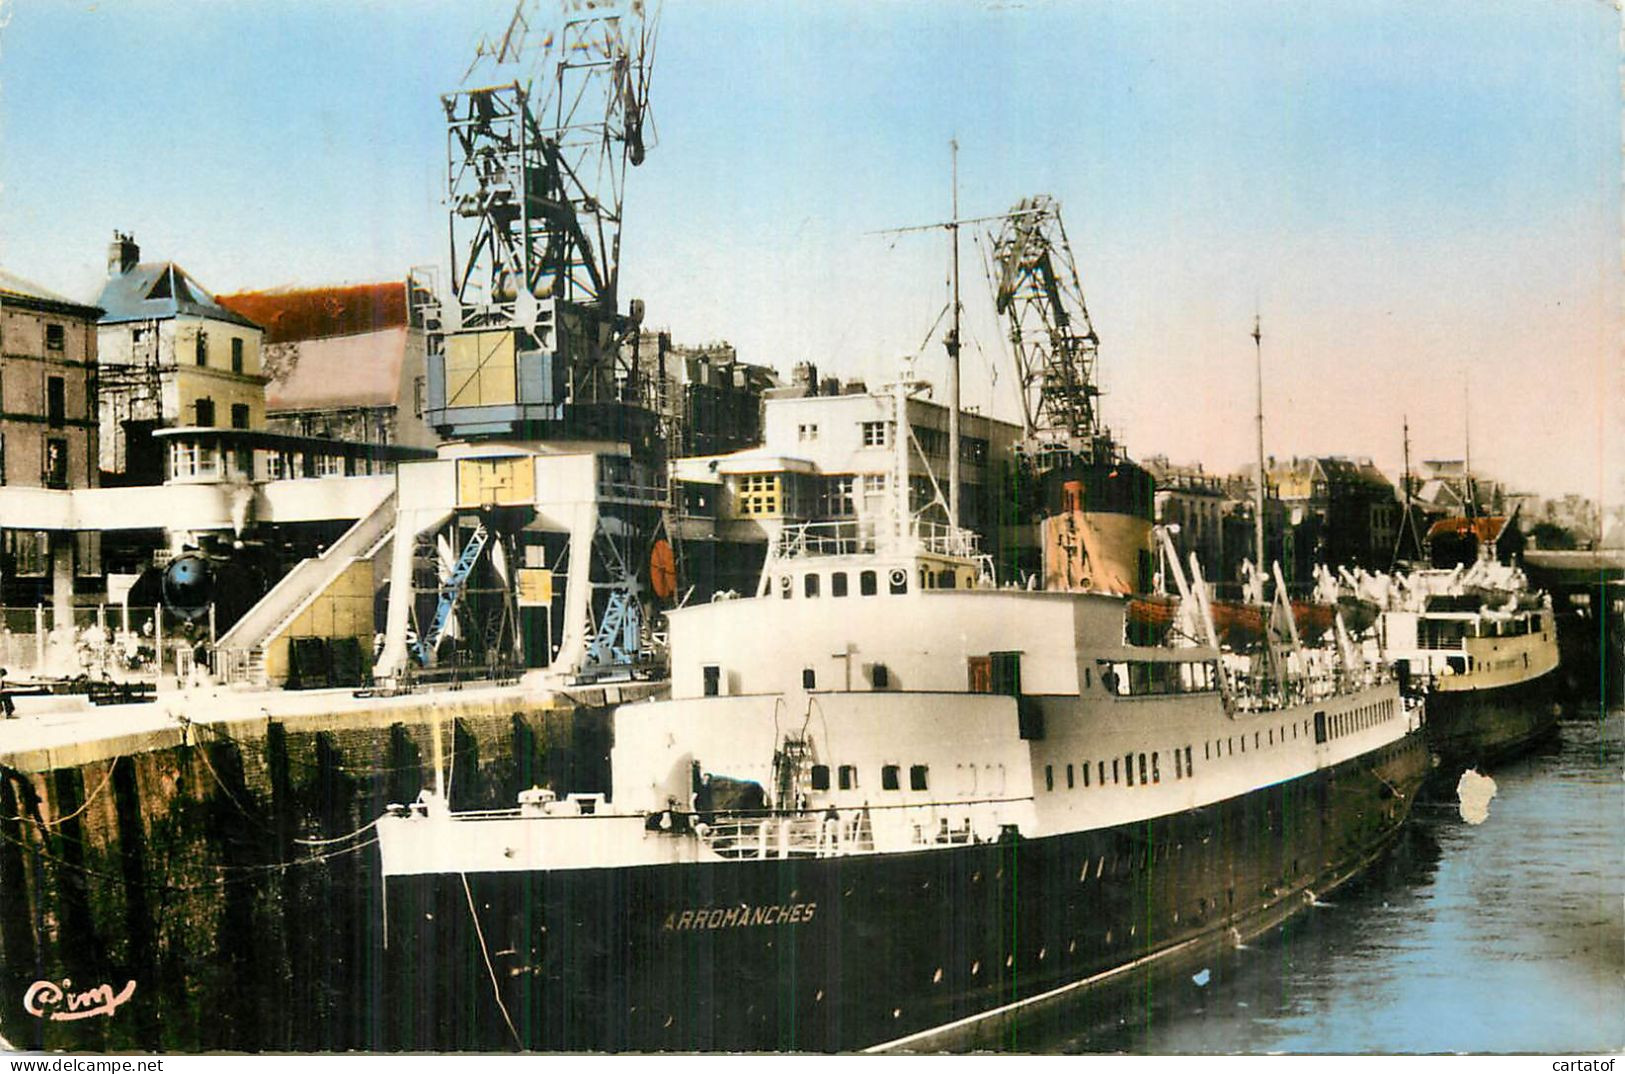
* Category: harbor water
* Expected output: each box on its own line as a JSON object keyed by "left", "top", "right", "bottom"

{"left": 1019, "top": 704, "right": 1624, "bottom": 1054}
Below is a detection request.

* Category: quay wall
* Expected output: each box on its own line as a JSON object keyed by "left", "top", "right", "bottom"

{"left": 0, "top": 684, "right": 651, "bottom": 1052}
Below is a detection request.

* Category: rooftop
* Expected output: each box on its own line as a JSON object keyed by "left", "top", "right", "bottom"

{"left": 216, "top": 282, "right": 409, "bottom": 344}
{"left": 96, "top": 262, "right": 262, "bottom": 330}
{"left": 0, "top": 268, "right": 103, "bottom": 317}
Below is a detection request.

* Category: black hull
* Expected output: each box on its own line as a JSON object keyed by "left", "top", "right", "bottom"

{"left": 381, "top": 733, "right": 1427, "bottom": 1052}
{"left": 1423, "top": 669, "right": 1561, "bottom": 780}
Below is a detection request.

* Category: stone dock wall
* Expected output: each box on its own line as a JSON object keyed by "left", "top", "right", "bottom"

{"left": 0, "top": 683, "right": 654, "bottom": 1052}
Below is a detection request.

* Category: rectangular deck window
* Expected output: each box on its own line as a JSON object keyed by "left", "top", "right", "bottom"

{"left": 882, "top": 765, "right": 900, "bottom": 791}
{"left": 838, "top": 765, "right": 857, "bottom": 790}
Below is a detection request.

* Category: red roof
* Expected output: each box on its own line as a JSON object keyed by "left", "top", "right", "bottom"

{"left": 216, "top": 282, "right": 407, "bottom": 344}
{"left": 1426, "top": 516, "right": 1509, "bottom": 543}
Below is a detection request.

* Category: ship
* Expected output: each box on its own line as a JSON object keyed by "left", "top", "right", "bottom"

{"left": 1374, "top": 559, "right": 1560, "bottom": 777}
{"left": 375, "top": 367, "right": 1430, "bottom": 1053}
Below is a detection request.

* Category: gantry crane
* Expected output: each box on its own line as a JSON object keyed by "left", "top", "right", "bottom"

{"left": 383, "top": 0, "right": 667, "bottom": 681}
{"left": 989, "top": 195, "right": 1113, "bottom": 465}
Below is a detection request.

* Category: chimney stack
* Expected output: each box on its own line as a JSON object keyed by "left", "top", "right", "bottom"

{"left": 108, "top": 231, "right": 139, "bottom": 276}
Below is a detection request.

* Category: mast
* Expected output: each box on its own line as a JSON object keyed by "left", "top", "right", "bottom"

{"left": 1252, "top": 314, "right": 1267, "bottom": 593}
{"left": 946, "top": 139, "right": 962, "bottom": 532}
{"left": 1463, "top": 376, "right": 1476, "bottom": 519}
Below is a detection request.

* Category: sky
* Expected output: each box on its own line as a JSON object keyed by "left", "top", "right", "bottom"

{"left": 0, "top": 0, "right": 1617, "bottom": 503}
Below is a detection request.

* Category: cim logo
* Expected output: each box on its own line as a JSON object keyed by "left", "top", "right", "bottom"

{"left": 662, "top": 902, "right": 818, "bottom": 932}
{"left": 23, "top": 978, "right": 136, "bottom": 1022}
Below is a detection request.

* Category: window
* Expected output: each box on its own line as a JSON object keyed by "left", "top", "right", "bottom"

{"left": 804, "top": 573, "right": 820, "bottom": 598}
{"left": 802, "top": 668, "right": 816, "bottom": 690}
{"left": 1185, "top": 746, "right": 1193, "bottom": 777}
{"left": 314, "top": 454, "right": 347, "bottom": 478}
{"left": 860, "top": 570, "right": 877, "bottom": 596}
{"left": 861, "top": 420, "right": 889, "bottom": 447}
{"left": 195, "top": 330, "right": 208, "bottom": 366}
{"left": 831, "top": 572, "right": 848, "bottom": 597}
{"left": 5, "top": 530, "right": 48, "bottom": 576}
{"left": 737, "top": 473, "right": 780, "bottom": 516}
{"left": 43, "top": 438, "right": 68, "bottom": 488}
{"left": 882, "top": 765, "right": 900, "bottom": 791}
{"left": 231, "top": 403, "right": 250, "bottom": 430}
{"left": 1151, "top": 753, "right": 1160, "bottom": 783}
{"left": 46, "top": 377, "right": 65, "bottom": 428}
{"left": 74, "top": 531, "right": 101, "bottom": 578}
{"left": 798, "top": 423, "right": 819, "bottom": 441}
{"left": 1045, "top": 765, "right": 1054, "bottom": 792}
{"left": 822, "top": 475, "right": 857, "bottom": 517}
{"left": 702, "top": 665, "right": 720, "bottom": 697}
{"left": 871, "top": 663, "right": 890, "bottom": 690}
{"left": 231, "top": 337, "right": 244, "bottom": 374}
{"left": 1138, "top": 753, "right": 1148, "bottom": 785}
{"left": 1066, "top": 764, "right": 1074, "bottom": 789}
{"left": 838, "top": 765, "right": 857, "bottom": 790}
{"left": 194, "top": 397, "right": 216, "bottom": 426}
{"left": 1099, "top": 761, "right": 1106, "bottom": 786}
{"left": 1082, "top": 763, "right": 1090, "bottom": 787}
{"left": 909, "top": 765, "right": 929, "bottom": 791}
{"left": 45, "top": 324, "right": 64, "bottom": 350}
{"left": 888, "top": 568, "right": 908, "bottom": 595}
{"left": 1112, "top": 758, "right": 1120, "bottom": 784}
{"left": 1124, "top": 753, "right": 1134, "bottom": 786}
{"left": 414, "top": 375, "right": 427, "bottom": 418}
{"left": 810, "top": 765, "right": 831, "bottom": 791}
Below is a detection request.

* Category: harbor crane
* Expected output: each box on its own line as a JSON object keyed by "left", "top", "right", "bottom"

{"left": 989, "top": 195, "right": 1111, "bottom": 464}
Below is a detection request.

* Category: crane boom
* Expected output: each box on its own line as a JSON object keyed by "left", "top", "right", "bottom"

{"left": 989, "top": 195, "right": 1107, "bottom": 459}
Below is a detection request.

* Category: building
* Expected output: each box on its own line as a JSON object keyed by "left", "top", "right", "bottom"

{"left": 94, "top": 233, "right": 268, "bottom": 485}
{"left": 0, "top": 268, "right": 104, "bottom": 603}
{"left": 1413, "top": 459, "right": 1511, "bottom": 519}
{"left": 1142, "top": 455, "right": 1226, "bottom": 580}
{"left": 621, "top": 330, "right": 779, "bottom": 458}
{"left": 672, "top": 378, "right": 1023, "bottom": 597}
{"left": 216, "top": 280, "right": 438, "bottom": 450}
{"left": 1269, "top": 455, "right": 1398, "bottom": 571}
{"left": 1219, "top": 467, "right": 1298, "bottom": 591}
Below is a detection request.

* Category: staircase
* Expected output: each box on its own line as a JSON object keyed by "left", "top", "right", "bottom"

{"left": 216, "top": 487, "right": 397, "bottom": 685}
